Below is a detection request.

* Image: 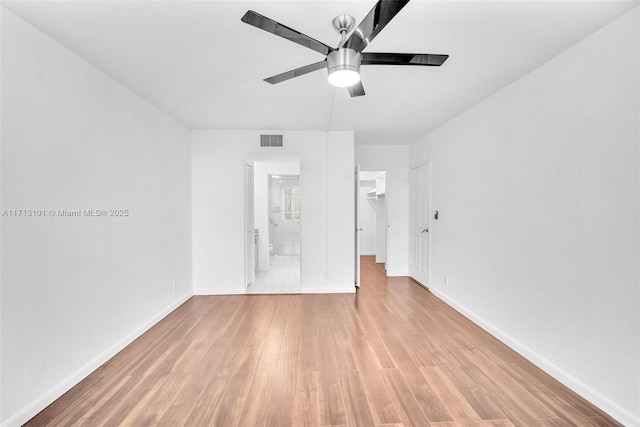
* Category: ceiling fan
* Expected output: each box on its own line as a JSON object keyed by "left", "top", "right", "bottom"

{"left": 241, "top": 0, "right": 449, "bottom": 97}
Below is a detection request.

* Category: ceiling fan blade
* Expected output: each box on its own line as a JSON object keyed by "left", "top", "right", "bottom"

{"left": 264, "top": 60, "right": 327, "bottom": 84}
{"left": 362, "top": 52, "right": 449, "bottom": 66}
{"left": 242, "top": 10, "right": 333, "bottom": 56}
{"left": 344, "top": 0, "right": 411, "bottom": 53}
{"left": 348, "top": 81, "right": 366, "bottom": 97}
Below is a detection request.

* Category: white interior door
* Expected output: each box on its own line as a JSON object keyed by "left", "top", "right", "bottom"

{"left": 244, "top": 163, "right": 255, "bottom": 288}
{"left": 409, "top": 163, "right": 431, "bottom": 286}
{"left": 354, "top": 165, "right": 361, "bottom": 286}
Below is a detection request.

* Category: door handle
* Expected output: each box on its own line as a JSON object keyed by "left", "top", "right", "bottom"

{"left": 422, "top": 228, "right": 429, "bottom": 233}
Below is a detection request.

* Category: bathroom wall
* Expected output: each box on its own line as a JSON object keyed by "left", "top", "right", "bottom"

{"left": 269, "top": 175, "right": 301, "bottom": 256}
{"left": 252, "top": 157, "right": 300, "bottom": 270}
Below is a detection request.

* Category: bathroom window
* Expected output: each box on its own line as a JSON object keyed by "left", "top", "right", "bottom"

{"left": 283, "top": 188, "right": 300, "bottom": 220}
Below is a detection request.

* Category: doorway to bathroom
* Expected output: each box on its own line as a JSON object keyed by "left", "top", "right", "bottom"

{"left": 245, "top": 155, "right": 301, "bottom": 294}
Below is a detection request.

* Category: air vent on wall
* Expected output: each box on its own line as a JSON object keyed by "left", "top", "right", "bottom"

{"left": 260, "top": 134, "right": 284, "bottom": 148}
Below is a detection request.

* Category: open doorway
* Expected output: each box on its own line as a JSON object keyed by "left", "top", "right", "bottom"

{"left": 245, "top": 155, "right": 301, "bottom": 294}
{"left": 358, "top": 171, "right": 388, "bottom": 269}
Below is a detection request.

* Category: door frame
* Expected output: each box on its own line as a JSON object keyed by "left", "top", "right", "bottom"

{"left": 355, "top": 165, "right": 361, "bottom": 286}
{"left": 244, "top": 162, "right": 255, "bottom": 288}
{"left": 356, "top": 169, "right": 390, "bottom": 283}
{"left": 244, "top": 154, "right": 302, "bottom": 293}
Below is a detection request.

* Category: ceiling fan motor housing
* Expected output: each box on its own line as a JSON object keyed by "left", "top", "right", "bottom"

{"left": 327, "top": 48, "right": 361, "bottom": 77}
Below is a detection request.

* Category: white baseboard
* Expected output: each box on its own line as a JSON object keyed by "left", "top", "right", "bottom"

{"left": 386, "top": 268, "right": 409, "bottom": 277}
{"left": 193, "top": 288, "right": 245, "bottom": 295}
{"left": 302, "top": 287, "right": 356, "bottom": 294}
{"left": 428, "top": 287, "right": 640, "bottom": 427}
{"left": 195, "top": 286, "right": 357, "bottom": 295}
{"left": 1, "top": 292, "right": 193, "bottom": 427}
{"left": 359, "top": 252, "right": 376, "bottom": 256}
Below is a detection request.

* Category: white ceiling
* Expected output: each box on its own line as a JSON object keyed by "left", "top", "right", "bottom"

{"left": 3, "top": 0, "right": 638, "bottom": 145}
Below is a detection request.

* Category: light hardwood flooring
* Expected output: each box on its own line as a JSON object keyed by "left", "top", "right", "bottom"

{"left": 25, "top": 256, "right": 621, "bottom": 426}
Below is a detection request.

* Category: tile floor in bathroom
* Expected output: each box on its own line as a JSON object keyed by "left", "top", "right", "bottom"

{"left": 246, "top": 255, "right": 301, "bottom": 294}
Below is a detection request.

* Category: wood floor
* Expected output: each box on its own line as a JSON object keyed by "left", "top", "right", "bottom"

{"left": 26, "top": 256, "right": 621, "bottom": 427}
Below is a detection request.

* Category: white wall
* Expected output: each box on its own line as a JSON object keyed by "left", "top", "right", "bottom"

{"left": 355, "top": 146, "right": 409, "bottom": 276}
{"left": 0, "top": 9, "right": 192, "bottom": 426}
{"left": 358, "top": 180, "right": 377, "bottom": 254}
{"left": 410, "top": 7, "right": 640, "bottom": 426}
{"left": 192, "top": 130, "right": 354, "bottom": 294}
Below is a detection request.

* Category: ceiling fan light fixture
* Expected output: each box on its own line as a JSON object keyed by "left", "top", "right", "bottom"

{"left": 242, "top": 2, "right": 448, "bottom": 97}
{"left": 327, "top": 48, "right": 361, "bottom": 88}
{"left": 328, "top": 68, "right": 360, "bottom": 88}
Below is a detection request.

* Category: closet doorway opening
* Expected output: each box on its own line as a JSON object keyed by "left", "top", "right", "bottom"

{"left": 358, "top": 171, "right": 388, "bottom": 270}
{"left": 245, "top": 155, "right": 301, "bottom": 294}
